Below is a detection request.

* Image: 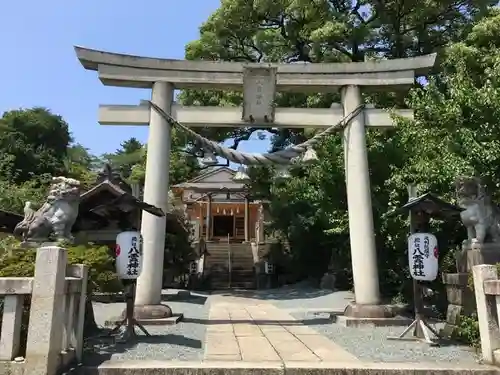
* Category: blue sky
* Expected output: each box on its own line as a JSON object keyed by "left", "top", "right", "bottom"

{"left": 0, "top": 0, "right": 269, "bottom": 157}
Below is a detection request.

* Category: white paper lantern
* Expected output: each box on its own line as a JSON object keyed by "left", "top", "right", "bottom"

{"left": 115, "top": 231, "right": 143, "bottom": 279}
{"left": 408, "top": 233, "right": 438, "bottom": 281}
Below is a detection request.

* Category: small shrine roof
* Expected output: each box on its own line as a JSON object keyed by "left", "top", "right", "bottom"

{"left": 391, "top": 192, "right": 462, "bottom": 219}
{"left": 80, "top": 164, "right": 164, "bottom": 218}
{"left": 86, "top": 191, "right": 164, "bottom": 218}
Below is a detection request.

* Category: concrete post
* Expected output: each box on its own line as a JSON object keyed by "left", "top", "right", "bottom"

{"left": 135, "top": 82, "right": 173, "bottom": 317}
{"left": 0, "top": 295, "right": 23, "bottom": 360}
{"left": 25, "top": 246, "right": 67, "bottom": 375}
{"left": 244, "top": 196, "right": 250, "bottom": 242}
{"left": 472, "top": 264, "right": 500, "bottom": 363}
{"left": 341, "top": 85, "right": 381, "bottom": 306}
{"left": 67, "top": 264, "right": 88, "bottom": 362}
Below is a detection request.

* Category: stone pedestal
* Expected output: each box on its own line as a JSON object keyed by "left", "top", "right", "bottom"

{"left": 441, "top": 273, "right": 475, "bottom": 338}
{"left": 466, "top": 242, "right": 500, "bottom": 271}
{"left": 441, "top": 241, "right": 500, "bottom": 338}
{"left": 336, "top": 302, "right": 411, "bottom": 327}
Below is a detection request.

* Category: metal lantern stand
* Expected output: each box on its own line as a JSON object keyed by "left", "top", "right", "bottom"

{"left": 387, "top": 185, "right": 461, "bottom": 346}
{"left": 108, "top": 279, "right": 150, "bottom": 341}
{"left": 387, "top": 204, "right": 440, "bottom": 345}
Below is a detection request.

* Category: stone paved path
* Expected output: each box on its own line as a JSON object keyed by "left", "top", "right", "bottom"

{"left": 204, "top": 295, "right": 359, "bottom": 363}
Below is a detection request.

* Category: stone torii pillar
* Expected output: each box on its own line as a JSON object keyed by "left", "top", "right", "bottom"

{"left": 74, "top": 46, "right": 435, "bottom": 323}
{"left": 341, "top": 85, "right": 380, "bottom": 307}
{"left": 133, "top": 82, "right": 173, "bottom": 318}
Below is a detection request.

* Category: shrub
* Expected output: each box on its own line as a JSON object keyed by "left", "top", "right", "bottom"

{"left": 0, "top": 237, "right": 122, "bottom": 293}
{"left": 455, "top": 263, "right": 500, "bottom": 349}
{"left": 0, "top": 237, "right": 123, "bottom": 357}
{"left": 456, "top": 313, "right": 481, "bottom": 349}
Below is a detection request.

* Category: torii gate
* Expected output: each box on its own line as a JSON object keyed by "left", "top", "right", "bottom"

{"left": 75, "top": 46, "right": 435, "bottom": 323}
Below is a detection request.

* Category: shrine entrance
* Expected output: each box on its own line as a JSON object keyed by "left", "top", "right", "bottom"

{"left": 213, "top": 215, "right": 234, "bottom": 238}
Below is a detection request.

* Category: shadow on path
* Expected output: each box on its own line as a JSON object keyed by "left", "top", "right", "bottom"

{"left": 183, "top": 317, "right": 333, "bottom": 326}
{"left": 82, "top": 329, "right": 202, "bottom": 367}
{"left": 160, "top": 293, "right": 208, "bottom": 305}
{"left": 210, "top": 287, "right": 354, "bottom": 303}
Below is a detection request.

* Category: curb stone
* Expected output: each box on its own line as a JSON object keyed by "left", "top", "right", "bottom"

{"left": 76, "top": 360, "right": 500, "bottom": 375}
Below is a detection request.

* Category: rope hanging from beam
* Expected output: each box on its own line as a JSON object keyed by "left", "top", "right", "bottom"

{"left": 146, "top": 100, "right": 365, "bottom": 166}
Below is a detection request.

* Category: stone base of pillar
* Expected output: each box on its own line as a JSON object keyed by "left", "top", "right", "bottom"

{"left": 119, "top": 304, "right": 173, "bottom": 321}
{"left": 134, "top": 304, "right": 173, "bottom": 318}
{"left": 335, "top": 302, "right": 412, "bottom": 328}
{"left": 111, "top": 304, "right": 183, "bottom": 327}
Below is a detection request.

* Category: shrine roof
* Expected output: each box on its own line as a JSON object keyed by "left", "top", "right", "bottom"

{"left": 174, "top": 182, "right": 247, "bottom": 191}
{"left": 80, "top": 179, "right": 164, "bottom": 218}
{"left": 173, "top": 166, "right": 247, "bottom": 192}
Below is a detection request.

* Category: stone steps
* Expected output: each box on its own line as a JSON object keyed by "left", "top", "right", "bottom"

{"left": 205, "top": 243, "right": 255, "bottom": 289}
{"left": 209, "top": 267, "right": 255, "bottom": 289}
{"left": 208, "top": 262, "right": 254, "bottom": 269}
{"left": 78, "top": 360, "right": 500, "bottom": 375}
{"left": 211, "top": 281, "right": 255, "bottom": 289}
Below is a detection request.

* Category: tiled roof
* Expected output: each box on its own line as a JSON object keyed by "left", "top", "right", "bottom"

{"left": 80, "top": 179, "right": 164, "bottom": 217}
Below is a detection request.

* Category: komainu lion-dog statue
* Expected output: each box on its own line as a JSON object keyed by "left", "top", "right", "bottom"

{"left": 14, "top": 176, "right": 81, "bottom": 243}
{"left": 455, "top": 176, "right": 500, "bottom": 244}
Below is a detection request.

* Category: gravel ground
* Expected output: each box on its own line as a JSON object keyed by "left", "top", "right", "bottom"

{"left": 83, "top": 286, "right": 482, "bottom": 366}
{"left": 254, "top": 285, "right": 482, "bottom": 365}
{"left": 292, "top": 310, "right": 482, "bottom": 365}
{"left": 83, "top": 290, "right": 210, "bottom": 364}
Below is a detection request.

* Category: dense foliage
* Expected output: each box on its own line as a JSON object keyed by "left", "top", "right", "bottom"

{"left": 0, "top": 236, "right": 121, "bottom": 293}
{"left": 181, "top": 2, "right": 500, "bottom": 305}
{"left": 180, "top": 0, "right": 495, "bottom": 145}
{"left": 0, "top": 108, "right": 200, "bottom": 215}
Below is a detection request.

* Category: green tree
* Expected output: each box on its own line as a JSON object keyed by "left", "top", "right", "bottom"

{"left": 128, "top": 130, "right": 200, "bottom": 186}
{"left": 180, "top": 0, "right": 496, "bottom": 146}
{"left": 65, "top": 143, "right": 99, "bottom": 190}
{"left": 0, "top": 180, "right": 46, "bottom": 214}
{"left": 0, "top": 107, "right": 72, "bottom": 183}
{"left": 116, "top": 137, "right": 143, "bottom": 155}
{"left": 177, "top": 0, "right": 500, "bottom": 299}
{"left": 102, "top": 137, "right": 144, "bottom": 179}
{"left": 251, "top": 11, "right": 500, "bottom": 299}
